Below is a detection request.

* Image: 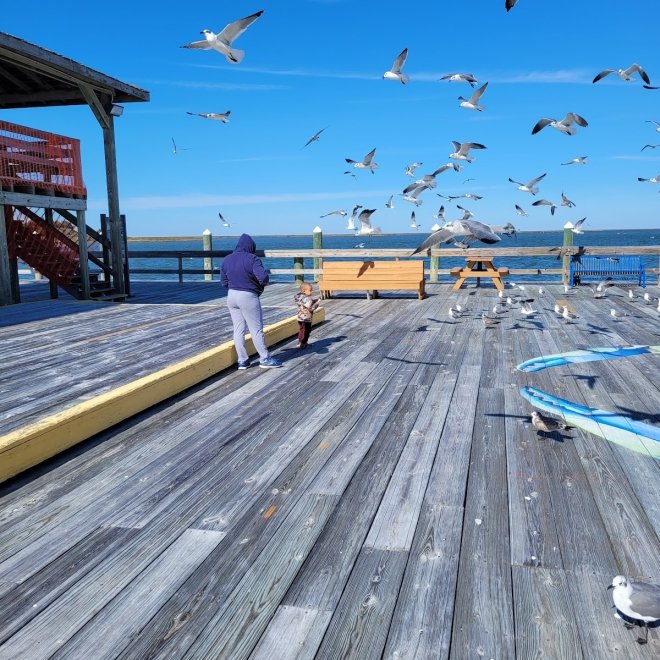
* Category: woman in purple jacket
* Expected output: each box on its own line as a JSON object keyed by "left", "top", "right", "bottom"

{"left": 220, "top": 234, "right": 282, "bottom": 369}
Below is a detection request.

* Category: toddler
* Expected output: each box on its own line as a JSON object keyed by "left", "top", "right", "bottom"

{"left": 294, "top": 282, "right": 320, "bottom": 348}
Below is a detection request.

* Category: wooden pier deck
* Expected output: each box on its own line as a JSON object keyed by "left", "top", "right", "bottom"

{"left": 0, "top": 280, "right": 659, "bottom": 659}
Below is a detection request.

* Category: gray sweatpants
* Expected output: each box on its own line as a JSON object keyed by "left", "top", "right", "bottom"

{"left": 226, "top": 289, "right": 270, "bottom": 362}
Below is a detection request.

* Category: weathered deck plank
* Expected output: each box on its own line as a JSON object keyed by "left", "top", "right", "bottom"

{"left": 0, "top": 282, "right": 658, "bottom": 659}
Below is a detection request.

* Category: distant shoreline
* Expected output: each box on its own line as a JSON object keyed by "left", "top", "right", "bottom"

{"left": 128, "top": 228, "right": 652, "bottom": 241}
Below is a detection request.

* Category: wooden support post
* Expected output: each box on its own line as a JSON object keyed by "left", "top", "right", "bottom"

{"left": 76, "top": 209, "right": 91, "bottom": 299}
{"left": 293, "top": 256, "right": 304, "bottom": 284}
{"left": 44, "top": 208, "right": 58, "bottom": 299}
{"left": 202, "top": 228, "right": 213, "bottom": 281}
{"left": 312, "top": 225, "right": 323, "bottom": 282}
{"left": 102, "top": 115, "right": 125, "bottom": 295}
{"left": 562, "top": 221, "right": 573, "bottom": 285}
{"left": 100, "top": 214, "right": 110, "bottom": 284}
{"left": 0, "top": 205, "right": 14, "bottom": 305}
{"left": 121, "top": 214, "right": 131, "bottom": 297}
{"left": 430, "top": 249, "right": 440, "bottom": 283}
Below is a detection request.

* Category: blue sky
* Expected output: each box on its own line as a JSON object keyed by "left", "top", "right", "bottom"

{"left": 3, "top": 0, "right": 659, "bottom": 236}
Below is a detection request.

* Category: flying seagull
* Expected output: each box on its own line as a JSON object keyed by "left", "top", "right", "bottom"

{"left": 561, "top": 156, "right": 588, "bottom": 165}
{"left": 588, "top": 279, "right": 615, "bottom": 298}
{"left": 458, "top": 82, "right": 488, "bottom": 111}
{"left": 409, "top": 211, "right": 419, "bottom": 229}
{"left": 638, "top": 174, "right": 660, "bottom": 183}
{"left": 411, "top": 218, "right": 501, "bottom": 255}
{"left": 320, "top": 209, "right": 347, "bottom": 218}
{"left": 508, "top": 172, "right": 546, "bottom": 195}
{"left": 506, "top": 0, "right": 519, "bottom": 10}
{"left": 439, "top": 193, "right": 483, "bottom": 201}
{"left": 647, "top": 120, "right": 660, "bottom": 132}
{"left": 401, "top": 185, "right": 426, "bottom": 206}
{"left": 303, "top": 127, "right": 326, "bottom": 148}
{"left": 532, "top": 112, "right": 588, "bottom": 136}
{"left": 405, "top": 162, "right": 423, "bottom": 177}
{"left": 561, "top": 192, "right": 576, "bottom": 208}
{"left": 383, "top": 48, "right": 409, "bottom": 84}
{"left": 218, "top": 212, "right": 230, "bottom": 227}
{"left": 449, "top": 141, "right": 487, "bottom": 162}
{"left": 572, "top": 218, "right": 586, "bottom": 234}
{"left": 515, "top": 204, "right": 528, "bottom": 217}
{"left": 609, "top": 575, "right": 660, "bottom": 645}
{"left": 532, "top": 199, "right": 558, "bottom": 215}
{"left": 641, "top": 144, "right": 659, "bottom": 151}
{"left": 385, "top": 195, "right": 394, "bottom": 209}
{"left": 171, "top": 138, "right": 191, "bottom": 155}
{"left": 181, "top": 10, "right": 264, "bottom": 64}
{"left": 346, "top": 204, "right": 362, "bottom": 230}
{"left": 356, "top": 209, "right": 381, "bottom": 235}
{"left": 346, "top": 147, "right": 378, "bottom": 173}
{"left": 439, "top": 72, "right": 478, "bottom": 87}
{"left": 593, "top": 64, "right": 650, "bottom": 85}
{"left": 343, "top": 171, "right": 356, "bottom": 178}
{"left": 404, "top": 163, "right": 460, "bottom": 193}
{"left": 186, "top": 111, "right": 231, "bottom": 123}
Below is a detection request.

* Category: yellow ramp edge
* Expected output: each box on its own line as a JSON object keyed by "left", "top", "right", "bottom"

{"left": 0, "top": 308, "right": 325, "bottom": 483}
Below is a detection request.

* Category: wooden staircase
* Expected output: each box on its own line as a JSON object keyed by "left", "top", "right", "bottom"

{"left": 5, "top": 208, "right": 127, "bottom": 301}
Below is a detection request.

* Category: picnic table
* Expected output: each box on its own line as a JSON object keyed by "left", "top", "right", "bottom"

{"left": 450, "top": 256, "right": 509, "bottom": 291}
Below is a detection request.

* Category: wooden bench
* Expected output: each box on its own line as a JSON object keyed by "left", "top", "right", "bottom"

{"left": 451, "top": 256, "right": 509, "bottom": 291}
{"left": 570, "top": 255, "right": 646, "bottom": 287}
{"left": 319, "top": 260, "right": 425, "bottom": 300}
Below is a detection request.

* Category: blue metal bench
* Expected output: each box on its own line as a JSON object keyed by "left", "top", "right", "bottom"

{"left": 570, "top": 255, "right": 646, "bottom": 287}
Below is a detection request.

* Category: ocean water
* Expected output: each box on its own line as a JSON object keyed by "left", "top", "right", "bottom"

{"left": 124, "top": 229, "right": 658, "bottom": 284}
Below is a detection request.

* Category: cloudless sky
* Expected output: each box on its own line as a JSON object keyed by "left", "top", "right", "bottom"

{"left": 2, "top": 0, "right": 659, "bottom": 236}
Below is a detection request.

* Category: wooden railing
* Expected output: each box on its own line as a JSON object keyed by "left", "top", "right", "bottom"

{"left": 97, "top": 245, "right": 660, "bottom": 284}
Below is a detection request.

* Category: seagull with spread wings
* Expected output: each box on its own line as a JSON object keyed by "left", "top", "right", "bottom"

{"left": 303, "top": 127, "right": 327, "bottom": 148}
{"left": 532, "top": 112, "right": 588, "bottom": 136}
{"left": 593, "top": 63, "right": 650, "bottom": 85}
{"left": 383, "top": 48, "right": 409, "bottom": 84}
{"left": 458, "top": 82, "right": 488, "bottom": 111}
{"left": 186, "top": 111, "right": 231, "bottom": 123}
{"left": 508, "top": 172, "right": 546, "bottom": 195}
{"left": 411, "top": 218, "right": 501, "bottom": 255}
{"left": 181, "top": 10, "right": 264, "bottom": 64}
{"left": 346, "top": 148, "right": 378, "bottom": 173}
{"left": 439, "top": 72, "right": 478, "bottom": 87}
{"left": 449, "top": 141, "right": 487, "bottom": 163}
{"left": 561, "top": 156, "right": 588, "bottom": 165}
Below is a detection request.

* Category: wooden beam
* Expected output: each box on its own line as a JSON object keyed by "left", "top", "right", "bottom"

{"left": 0, "top": 191, "right": 86, "bottom": 210}
{"left": 0, "top": 34, "right": 149, "bottom": 102}
{"left": 0, "top": 205, "right": 14, "bottom": 305}
{"left": 79, "top": 83, "right": 111, "bottom": 129}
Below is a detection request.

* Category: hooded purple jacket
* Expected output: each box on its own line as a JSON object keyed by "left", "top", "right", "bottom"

{"left": 220, "top": 234, "right": 270, "bottom": 295}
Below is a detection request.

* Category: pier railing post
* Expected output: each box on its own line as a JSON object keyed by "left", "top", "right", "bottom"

{"left": 429, "top": 223, "right": 441, "bottom": 282}
{"left": 293, "top": 257, "right": 304, "bottom": 284}
{"left": 202, "top": 229, "right": 213, "bottom": 281}
{"left": 312, "top": 225, "right": 323, "bottom": 282}
{"left": 562, "top": 221, "right": 573, "bottom": 285}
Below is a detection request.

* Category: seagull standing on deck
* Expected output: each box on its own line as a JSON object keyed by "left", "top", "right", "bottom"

{"left": 532, "top": 112, "right": 588, "bottom": 136}
{"left": 531, "top": 411, "right": 574, "bottom": 434}
{"left": 383, "top": 48, "right": 409, "bottom": 84}
{"left": 593, "top": 64, "right": 650, "bottom": 85}
{"left": 608, "top": 575, "right": 660, "bottom": 645}
{"left": 181, "top": 10, "right": 264, "bottom": 64}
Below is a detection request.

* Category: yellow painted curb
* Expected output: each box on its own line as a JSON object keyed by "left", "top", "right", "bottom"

{"left": 0, "top": 308, "right": 325, "bottom": 483}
